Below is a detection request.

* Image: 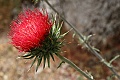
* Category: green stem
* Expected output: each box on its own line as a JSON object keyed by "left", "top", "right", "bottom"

{"left": 56, "top": 53, "right": 94, "bottom": 80}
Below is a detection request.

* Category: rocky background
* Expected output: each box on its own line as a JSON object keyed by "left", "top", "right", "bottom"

{"left": 0, "top": 0, "right": 120, "bottom": 80}
{"left": 38, "top": 0, "right": 120, "bottom": 48}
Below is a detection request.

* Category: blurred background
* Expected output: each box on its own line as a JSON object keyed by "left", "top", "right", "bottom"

{"left": 0, "top": 0, "right": 120, "bottom": 80}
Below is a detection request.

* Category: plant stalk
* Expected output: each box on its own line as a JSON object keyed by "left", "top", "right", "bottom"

{"left": 56, "top": 53, "right": 94, "bottom": 80}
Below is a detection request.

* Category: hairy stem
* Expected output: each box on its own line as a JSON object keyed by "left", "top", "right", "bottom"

{"left": 45, "top": 0, "right": 120, "bottom": 79}
{"left": 56, "top": 53, "right": 94, "bottom": 80}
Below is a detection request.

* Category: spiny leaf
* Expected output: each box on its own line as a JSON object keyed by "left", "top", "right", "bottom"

{"left": 79, "top": 34, "right": 95, "bottom": 44}
{"left": 52, "top": 23, "right": 56, "bottom": 35}
{"left": 21, "top": 53, "right": 32, "bottom": 57}
{"left": 59, "top": 22, "right": 63, "bottom": 29}
{"left": 72, "top": 32, "right": 76, "bottom": 38}
{"left": 30, "top": 57, "right": 37, "bottom": 69}
{"left": 57, "top": 61, "right": 65, "bottom": 68}
{"left": 60, "top": 28, "right": 72, "bottom": 38}
{"left": 47, "top": 54, "right": 50, "bottom": 68}
{"left": 109, "top": 55, "right": 120, "bottom": 64}
{"left": 43, "top": 55, "right": 47, "bottom": 68}
{"left": 23, "top": 55, "right": 35, "bottom": 59}
{"left": 50, "top": 53, "right": 55, "bottom": 61}
{"left": 86, "top": 34, "right": 94, "bottom": 41}
{"left": 57, "top": 22, "right": 63, "bottom": 33}
{"left": 60, "top": 39, "right": 65, "bottom": 45}
{"left": 92, "top": 46, "right": 100, "bottom": 52}
{"left": 36, "top": 56, "right": 42, "bottom": 72}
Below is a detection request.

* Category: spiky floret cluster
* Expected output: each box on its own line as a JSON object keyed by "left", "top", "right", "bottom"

{"left": 9, "top": 9, "right": 52, "bottom": 52}
{"left": 22, "top": 20, "right": 67, "bottom": 71}
{"left": 9, "top": 8, "right": 68, "bottom": 71}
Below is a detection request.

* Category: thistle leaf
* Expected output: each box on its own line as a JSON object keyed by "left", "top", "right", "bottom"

{"left": 52, "top": 23, "right": 56, "bottom": 35}
{"left": 72, "top": 32, "right": 76, "bottom": 38}
{"left": 57, "top": 61, "right": 65, "bottom": 68}
{"left": 50, "top": 53, "right": 55, "bottom": 61}
{"left": 43, "top": 55, "right": 47, "bottom": 68}
{"left": 30, "top": 57, "right": 37, "bottom": 69}
{"left": 92, "top": 46, "right": 100, "bottom": 52}
{"left": 47, "top": 54, "right": 50, "bottom": 68}
{"left": 36, "top": 56, "right": 42, "bottom": 72}
{"left": 57, "top": 22, "right": 63, "bottom": 33}
{"left": 22, "top": 53, "right": 32, "bottom": 57}
{"left": 23, "top": 55, "right": 34, "bottom": 59}
{"left": 60, "top": 28, "right": 72, "bottom": 38}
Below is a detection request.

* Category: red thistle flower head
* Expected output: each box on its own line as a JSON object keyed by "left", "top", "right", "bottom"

{"left": 9, "top": 8, "right": 52, "bottom": 52}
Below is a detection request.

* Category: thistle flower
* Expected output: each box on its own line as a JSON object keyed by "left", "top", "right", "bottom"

{"left": 9, "top": 8, "right": 68, "bottom": 71}
{"left": 9, "top": 9, "right": 52, "bottom": 52}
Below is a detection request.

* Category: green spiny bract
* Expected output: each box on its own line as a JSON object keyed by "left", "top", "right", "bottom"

{"left": 21, "top": 18, "right": 68, "bottom": 72}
